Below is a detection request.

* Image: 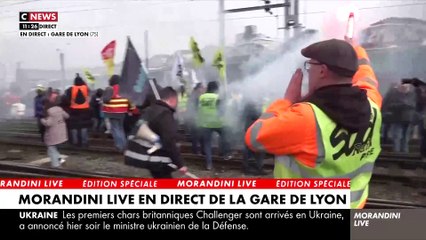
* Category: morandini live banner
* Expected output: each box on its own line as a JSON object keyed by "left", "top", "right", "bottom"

{"left": 0, "top": 178, "right": 424, "bottom": 239}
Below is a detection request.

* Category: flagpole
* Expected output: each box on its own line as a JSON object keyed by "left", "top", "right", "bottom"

{"left": 219, "top": 0, "right": 228, "bottom": 96}
{"left": 58, "top": 51, "right": 65, "bottom": 92}
{"left": 149, "top": 79, "right": 160, "bottom": 100}
{"left": 144, "top": 30, "right": 149, "bottom": 69}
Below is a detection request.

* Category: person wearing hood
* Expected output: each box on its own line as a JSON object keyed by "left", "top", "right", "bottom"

{"left": 90, "top": 88, "right": 105, "bottom": 135}
{"left": 385, "top": 83, "right": 416, "bottom": 153}
{"left": 241, "top": 99, "right": 266, "bottom": 176}
{"left": 65, "top": 74, "right": 92, "bottom": 147}
{"left": 41, "top": 94, "right": 69, "bottom": 168}
{"left": 34, "top": 85, "right": 46, "bottom": 142}
{"left": 245, "top": 38, "right": 382, "bottom": 209}
{"left": 102, "top": 74, "right": 134, "bottom": 152}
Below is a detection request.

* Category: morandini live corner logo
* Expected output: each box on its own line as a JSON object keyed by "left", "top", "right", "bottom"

{"left": 19, "top": 12, "right": 58, "bottom": 22}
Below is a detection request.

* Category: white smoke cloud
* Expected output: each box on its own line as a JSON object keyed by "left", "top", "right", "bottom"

{"left": 205, "top": 31, "right": 322, "bottom": 147}
{"left": 225, "top": 31, "right": 320, "bottom": 108}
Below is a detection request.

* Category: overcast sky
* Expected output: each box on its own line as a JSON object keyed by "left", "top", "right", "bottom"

{"left": 0, "top": 0, "right": 425, "bottom": 76}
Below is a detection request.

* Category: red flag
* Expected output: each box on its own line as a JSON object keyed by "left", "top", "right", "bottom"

{"left": 101, "top": 40, "right": 116, "bottom": 76}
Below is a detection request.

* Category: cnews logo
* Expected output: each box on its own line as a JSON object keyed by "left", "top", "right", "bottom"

{"left": 19, "top": 12, "right": 58, "bottom": 22}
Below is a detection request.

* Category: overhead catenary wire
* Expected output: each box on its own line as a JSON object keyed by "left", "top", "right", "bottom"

{"left": 0, "top": 0, "right": 35, "bottom": 8}
{"left": 1, "top": 2, "right": 424, "bottom": 21}
{"left": 0, "top": 7, "right": 112, "bottom": 19}
{"left": 0, "top": 2, "right": 425, "bottom": 34}
{"left": 0, "top": 0, "right": 174, "bottom": 18}
{"left": 0, "top": 5, "right": 102, "bottom": 15}
{"left": 56, "top": 1, "right": 424, "bottom": 28}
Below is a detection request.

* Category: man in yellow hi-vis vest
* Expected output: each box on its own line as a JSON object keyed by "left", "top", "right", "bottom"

{"left": 197, "top": 81, "right": 231, "bottom": 170}
{"left": 245, "top": 38, "right": 382, "bottom": 209}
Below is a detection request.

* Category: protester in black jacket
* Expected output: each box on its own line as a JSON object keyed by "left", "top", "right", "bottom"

{"left": 241, "top": 100, "right": 266, "bottom": 175}
{"left": 90, "top": 88, "right": 104, "bottom": 134}
{"left": 124, "top": 87, "right": 187, "bottom": 178}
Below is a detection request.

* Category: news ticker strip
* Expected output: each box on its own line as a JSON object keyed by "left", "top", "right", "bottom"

{"left": 0, "top": 178, "right": 350, "bottom": 188}
{"left": 1, "top": 189, "right": 350, "bottom": 209}
{"left": 1, "top": 209, "right": 424, "bottom": 239}
{"left": 0, "top": 179, "right": 351, "bottom": 209}
{"left": 0, "top": 209, "right": 350, "bottom": 237}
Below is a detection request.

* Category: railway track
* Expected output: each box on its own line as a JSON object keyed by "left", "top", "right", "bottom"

{"left": 0, "top": 119, "right": 425, "bottom": 185}
{"left": 0, "top": 128, "right": 424, "bottom": 169}
{"left": 365, "top": 198, "right": 426, "bottom": 209}
{"left": 0, "top": 134, "right": 424, "bottom": 188}
{"left": 0, "top": 119, "right": 425, "bottom": 208}
{"left": 0, "top": 130, "right": 423, "bottom": 164}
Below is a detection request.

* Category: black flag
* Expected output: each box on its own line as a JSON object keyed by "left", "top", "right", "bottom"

{"left": 120, "top": 36, "right": 142, "bottom": 105}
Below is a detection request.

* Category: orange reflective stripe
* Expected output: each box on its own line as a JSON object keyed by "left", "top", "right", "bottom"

{"left": 109, "top": 99, "right": 129, "bottom": 103}
{"left": 103, "top": 104, "right": 129, "bottom": 108}
{"left": 245, "top": 100, "right": 318, "bottom": 167}
{"left": 358, "top": 198, "right": 367, "bottom": 209}
{"left": 249, "top": 121, "right": 266, "bottom": 151}
{"left": 102, "top": 106, "right": 129, "bottom": 113}
{"left": 358, "top": 58, "right": 370, "bottom": 66}
{"left": 363, "top": 76, "right": 378, "bottom": 88}
{"left": 103, "top": 97, "right": 130, "bottom": 113}
{"left": 259, "top": 112, "right": 274, "bottom": 120}
{"left": 352, "top": 45, "right": 382, "bottom": 108}
{"left": 70, "top": 85, "right": 89, "bottom": 109}
{"left": 129, "top": 100, "right": 135, "bottom": 110}
{"left": 354, "top": 46, "right": 370, "bottom": 61}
